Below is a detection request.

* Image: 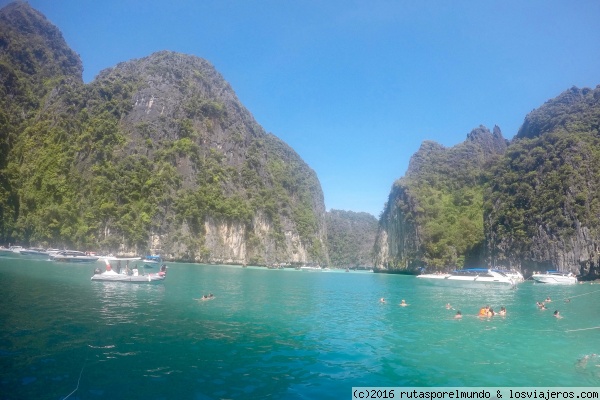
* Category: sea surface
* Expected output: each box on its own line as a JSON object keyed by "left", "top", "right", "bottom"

{"left": 0, "top": 256, "right": 599, "bottom": 399}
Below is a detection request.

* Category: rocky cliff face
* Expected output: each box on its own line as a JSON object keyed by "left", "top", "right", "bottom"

{"left": 375, "top": 126, "right": 508, "bottom": 272}
{"left": 374, "top": 181, "right": 422, "bottom": 271}
{"left": 0, "top": 2, "right": 83, "bottom": 240}
{"left": 326, "top": 209, "right": 378, "bottom": 268}
{"left": 485, "top": 86, "right": 600, "bottom": 279}
{"left": 0, "top": 3, "right": 328, "bottom": 265}
{"left": 377, "top": 87, "right": 600, "bottom": 280}
{"left": 90, "top": 51, "right": 328, "bottom": 264}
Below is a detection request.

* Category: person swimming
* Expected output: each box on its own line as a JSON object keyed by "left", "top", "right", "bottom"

{"left": 454, "top": 311, "right": 462, "bottom": 319}
{"left": 553, "top": 310, "right": 562, "bottom": 318}
{"left": 399, "top": 299, "right": 409, "bottom": 307}
{"left": 479, "top": 305, "right": 490, "bottom": 317}
{"left": 577, "top": 354, "right": 598, "bottom": 368}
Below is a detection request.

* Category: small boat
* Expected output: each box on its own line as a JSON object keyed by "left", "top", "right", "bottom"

{"left": 46, "top": 249, "right": 61, "bottom": 257}
{"left": 91, "top": 260, "right": 167, "bottom": 283}
{"left": 2, "top": 245, "right": 25, "bottom": 254}
{"left": 141, "top": 254, "right": 162, "bottom": 267}
{"left": 492, "top": 268, "right": 524, "bottom": 283}
{"left": 417, "top": 268, "right": 516, "bottom": 288}
{"left": 50, "top": 250, "right": 99, "bottom": 263}
{"left": 532, "top": 271, "right": 577, "bottom": 285}
{"left": 300, "top": 266, "right": 322, "bottom": 271}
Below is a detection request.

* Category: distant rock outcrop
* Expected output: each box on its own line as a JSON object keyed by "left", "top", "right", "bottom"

{"left": 326, "top": 209, "right": 378, "bottom": 268}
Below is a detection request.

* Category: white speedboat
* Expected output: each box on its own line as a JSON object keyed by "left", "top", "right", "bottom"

{"left": 494, "top": 268, "right": 525, "bottom": 283}
{"left": 50, "top": 250, "right": 99, "bottom": 263}
{"left": 417, "top": 268, "right": 516, "bottom": 288}
{"left": 91, "top": 261, "right": 167, "bottom": 283}
{"left": 300, "top": 266, "right": 322, "bottom": 271}
{"left": 141, "top": 254, "right": 162, "bottom": 267}
{"left": 46, "top": 249, "right": 61, "bottom": 257}
{"left": 2, "top": 245, "right": 25, "bottom": 254}
{"left": 532, "top": 271, "right": 577, "bottom": 285}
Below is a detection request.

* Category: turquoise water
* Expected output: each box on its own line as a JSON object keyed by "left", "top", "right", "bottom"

{"left": 0, "top": 256, "right": 599, "bottom": 399}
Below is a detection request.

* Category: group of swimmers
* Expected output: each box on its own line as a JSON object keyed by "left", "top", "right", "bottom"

{"left": 380, "top": 297, "right": 564, "bottom": 319}
{"left": 477, "top": 305, "right": 507, "bottom": 317}
{"left": 535, "top": 296, "right": 562, "bottom": 317}
{"left": 379, "top": 298, "right": 409, "bottom": 306}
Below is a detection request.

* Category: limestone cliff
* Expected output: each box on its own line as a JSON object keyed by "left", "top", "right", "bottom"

{"left": 375, "top": 126, "right": 508, "bottom": 272}
{"left": 0, "top": 3, "right": 328, "bottom": 265}
{"left": 374, "top": 181, "right": 422, "bottom": 272}
{"left": 326, "top": 209, "right": 378, "bottom": 268}
{"left": 484, "top": 86, "right": 600, "bottom": 279}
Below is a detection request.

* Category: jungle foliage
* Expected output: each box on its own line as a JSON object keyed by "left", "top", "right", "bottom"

{"left": 380, "top": 86, "right": 600, "bottom": 275}
{"left": 326, "top": 210, "right": 378, "bottom": 268}
{"left": 401, "top": 138, "right": 491, "bottom": 269}
{"left": 485, "top": 86, "right": 600, "bottom": 263}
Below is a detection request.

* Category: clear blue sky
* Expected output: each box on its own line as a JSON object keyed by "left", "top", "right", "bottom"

{"left": 5, "top": 1, "right": 600, "bottom": 217}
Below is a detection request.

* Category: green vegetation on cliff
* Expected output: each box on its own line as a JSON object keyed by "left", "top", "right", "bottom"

{"left": 405, "top": 133, "right": 498, "bottom": 268}
{"left": 0, "top": 3, "right": 327, "bottom": 264}
{"left": 326, "top": 210, "right": 377, "bottom": 268}
{"left": 0, "top": 2, "right": 82, "bottom": 241}
{"left": 484, "top": 86, "right": 600, "bottom": 276}
{"left": 378, "top": 86, "right": 600, "bottom": 279}
{"left": 377, "top": 126, "right": 507, "bottom": 271}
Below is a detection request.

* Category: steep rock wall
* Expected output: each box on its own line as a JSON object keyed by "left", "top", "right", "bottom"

{"left": 374, "top": 181, "right": 422, "bottom": 271}
{"left": 484, "top": 86, "right": 600, "bottom": 280}
{"left": 375, "top": 126, "right": 507, "bottom": 272}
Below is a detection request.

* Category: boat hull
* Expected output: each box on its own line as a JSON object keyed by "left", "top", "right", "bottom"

{"left": 91, "top": 272, "right": 165, "bottom": 283}
{"left": 50, "top": 250, "right": 99, "bottom": 263}
{"left": 20, "top": 249, "right": 49, "bottom": 257}
{"left": 53, "top": 256, "right": 99, "bottom": 263}
{"left": 532, "top": 274, "right": 577, "bottom": 285}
